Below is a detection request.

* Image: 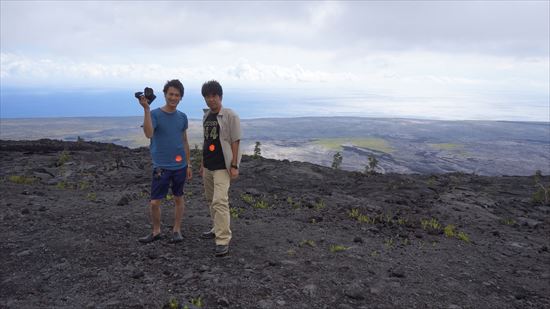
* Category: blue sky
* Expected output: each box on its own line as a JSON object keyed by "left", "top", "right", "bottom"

{"left": 1, "top": 1, "right": 549, "bottom": 121}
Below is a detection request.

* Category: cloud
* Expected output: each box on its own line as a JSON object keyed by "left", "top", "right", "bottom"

{"left": 0, "top": 53, "right": 357, "bottom": 87}
{"left": 1, "top": 1, "right": 548, "bottom": 57}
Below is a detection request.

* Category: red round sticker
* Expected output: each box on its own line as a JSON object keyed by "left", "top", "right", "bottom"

{"left": 209, "top": 144, "right": 215, "bottom": 152}
{"left": 175, "top": 155, "right": 182, "bottom": 162}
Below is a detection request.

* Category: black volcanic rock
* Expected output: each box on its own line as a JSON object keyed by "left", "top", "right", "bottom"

{"left": 1, "top": 139, "right": 549, "bottom": 308}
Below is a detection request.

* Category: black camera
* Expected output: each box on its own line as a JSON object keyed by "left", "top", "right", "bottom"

{"left": 135, "top": 87, "right": 156, "bottom": 104}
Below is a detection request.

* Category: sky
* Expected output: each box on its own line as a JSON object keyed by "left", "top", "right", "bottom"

{"left": 1, "top": 1, "right": 549, "bottom": 121}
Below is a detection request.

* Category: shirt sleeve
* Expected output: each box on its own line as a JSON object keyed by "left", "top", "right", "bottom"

{"left": 230, "top": 112, "right": 242, "bottom": 142}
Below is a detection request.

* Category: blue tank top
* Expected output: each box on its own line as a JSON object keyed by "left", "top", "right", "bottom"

{"left": 150, "top": 108, "right": 188, "bottom": 170}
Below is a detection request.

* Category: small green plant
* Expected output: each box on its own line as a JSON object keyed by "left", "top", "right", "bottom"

{"left": 169, "top": 297, "right": 179, "bottom": 309}
{"left": 330, "top": 244, "right": 348, "bottom": 253}
{"left": 313, "top": 199, "right": 325, "bottom": 211}
{"left": 287, "top": 197, "right": 301, "bottom": 209}
{"left": 331, "top": 152, "right": 343, "bottom": 169}
{"left": 300, "top": 239, "right": 316, "bottom": 247}
{"left": 86, "top": 192, "right": 97, "bottom": 201}
{"left": 457, "top": 231, "right": 470, "bottom": 242}
{"left": 370, "top": 250, "right": 379, "bottom": 257}
{"left": 253, "top": 200, "right": 269, "bottom": 209}
{"left": 190, "top": 296, "right": 203, "bottom": 307}
{"left": 253, "top": 141, "right": 262, "bottom": 159}
{"left": 56, "top": 150, "right": 71, "bottom": 166}
{"left": 287, "top": 248, "right": 296, "bottom": 256}
{"left": 78, "top": 181, "right": 90, "bottom": 190}
{"left": 8, "top": 175, "right": 35, "bottom": 185}
{"left": 384, "top": 237, "right": 395, "bottom": 248}
{"left": 241, "top": 193, "right": 254, "bottom": 205}
{"left": 444, "top": 224, "right": 456, "bottom": 237}
{"left": 397, "top": 217, "right": 408, "bottom": 225}
{"left": 166, "top": 194, "right": 173, "bottom": 201}
{"left": 56, "top": 181, "right": 68, "bottom": 190}
{"left": 421, "top": 218, "right": 442, "bottom": 231}
{"left": 501, "top": 218, "right": 516, "bottom": 225}
{"left": 349, "top": 208, "right": 373, "bottom": 224}
{"left": 230, "top": 207, "right": 243, "bottom": 219}
{"left": 186, "top": 191, "right": 193, "bottom": 197}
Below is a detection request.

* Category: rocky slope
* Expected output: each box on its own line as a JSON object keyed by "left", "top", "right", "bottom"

{"left": 1, "top": 139, "right": 549, "bottom": 309}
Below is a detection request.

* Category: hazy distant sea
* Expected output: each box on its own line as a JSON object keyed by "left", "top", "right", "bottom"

{"left": 1, "top": 87, "right": 549, "bottom": 121}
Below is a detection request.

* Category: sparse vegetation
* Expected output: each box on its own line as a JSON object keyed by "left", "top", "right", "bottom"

{"left": 168, "top": 297, "right": 178, "bottom": 309}
{"left": 241, "top": 193, "right": 269, "bottom": 209}
{"left": 253, "top": 200, "right": 269, "bottom": 209}
{"left": 331, "top": 152, "right": 343, "bottom": 169}
{"left": 56, "top": 181, "right": 69, "bottom": 190}
{"left": 444, "top": 224, "right": 456, "bottom": 237}
{"left": 349, "top": 208, "right": 373, "bottom": 224}
{"left": 78, "top": 181, "right": 90, "bottom": 190}
{"left": 86, "top": 192, "right": 97, "bottom": 201}
{"left": 501, "top": 218, "right": 516, "bottom": 225}
{"left": 457, "top": 231, "right": 470, "bottom": 243}
{"left": 241, "top": 193, "right": 254, "bottom": 205}
{"left": 421, "top": 218, "right": 442, "bottom": 231}
{"left": 313, "top": 199, "right": 325, "bottom": 211}
{"left": 300, "top": 240, "right": 316, "bottom": 247}
{"left": 8, "top": 175, "right": 35, "bottom": 185}
{"left": 330, "top": 244, "right": 348, "bottom": 253}
{"left": 230, "top": 207, "right": 243, "bottom": 219}
{"left": 313, "top": 137, "right": 393, "bottom": 153}
{"left": 190, "top": 296, "right": 203, "bottom": 308}
{"left": 56, "top": 150, "right": 71, "bottom": 166}
{"left": 287, "top": 197, "right": 302, "bottom": 209}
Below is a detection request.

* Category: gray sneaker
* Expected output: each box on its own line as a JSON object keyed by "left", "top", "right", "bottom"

{"left": 215, "top": 245, "right": 229, "bottom": 257}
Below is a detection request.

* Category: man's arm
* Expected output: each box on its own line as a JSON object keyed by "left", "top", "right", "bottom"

{"left": 229, "top": 140, "right": 240, "bottom": 179}
{"left": 139, "top": 96, "right": 154, "bottom": 138}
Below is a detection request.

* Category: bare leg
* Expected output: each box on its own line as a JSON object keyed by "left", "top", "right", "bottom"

{"left": 150, "top": 199, "right": 162, "bottom": 235}
{"left": 173, "top": 196, "right": 185, "bottom": 232}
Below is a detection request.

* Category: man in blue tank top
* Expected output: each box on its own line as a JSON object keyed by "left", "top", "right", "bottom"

{"left": 137, "top": 79, "right": 192, "bottom": 244}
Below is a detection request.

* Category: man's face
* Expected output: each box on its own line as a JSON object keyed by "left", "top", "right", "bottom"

{"left": 204, "top": 94, "right": 222, "bottom": 113}
{"left": 164, "top": 87, "right": 182, "bottom": 107}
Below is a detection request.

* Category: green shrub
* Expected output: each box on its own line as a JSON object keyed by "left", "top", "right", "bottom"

{"left": 254, "top": 200, "right": 269, "bottom": 209}
{"left": 300, "top": 240, "right": 316, "bottom": 247}
{"left": 444, "top": 224, "right": 456, "bottom": 238}
{"left": 56, "top": 150, "right": 71, "bottom": 166}
{"left": 241, "top": 193, "right": 254, "bottom": 204}
{"left": 457, "top": 231, "right": 470, "bottom": 242}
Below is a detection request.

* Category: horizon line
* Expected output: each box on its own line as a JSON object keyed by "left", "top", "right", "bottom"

{"left": 0, "top": 115, "right": 548, "bottom": 124}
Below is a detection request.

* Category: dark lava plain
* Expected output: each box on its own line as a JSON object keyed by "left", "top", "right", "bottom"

{"left": 1, "top": 140, "right": 549, "bottom": 309}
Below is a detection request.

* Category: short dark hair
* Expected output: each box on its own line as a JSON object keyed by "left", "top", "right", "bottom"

{"left": 201, "top": 80, "right": 223, "bottom": 98}
{"left": 163, "top": 79, "right": 184, "bottom": 97}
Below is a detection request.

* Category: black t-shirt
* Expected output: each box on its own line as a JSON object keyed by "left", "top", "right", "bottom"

{"left": 203, "top": 113, "right": 226, "bottom": 170}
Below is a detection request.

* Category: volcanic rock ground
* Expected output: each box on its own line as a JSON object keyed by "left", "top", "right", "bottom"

{"left": 1, "top": 140, "right": 549, "bottom": 309}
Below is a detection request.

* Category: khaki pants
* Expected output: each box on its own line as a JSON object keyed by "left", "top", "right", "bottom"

{"left": 203, "top": 168, "right": 231, "bottom": 245}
